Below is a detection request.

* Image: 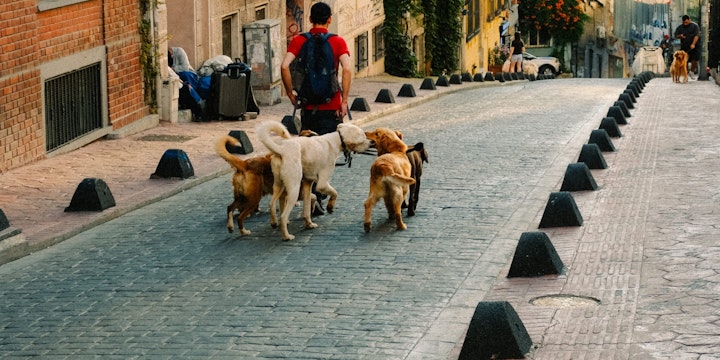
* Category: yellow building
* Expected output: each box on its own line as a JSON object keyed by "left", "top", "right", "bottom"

{"left": 461, "top": 0, "right": 514, "bottom": 75}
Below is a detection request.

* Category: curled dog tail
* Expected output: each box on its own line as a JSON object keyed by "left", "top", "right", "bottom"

{"left": 215, "top": 135, "right": 248, "bottom": 172}
{"left": 371, "top": 161, "right": 416, "bottom": 187}
{"left": 386, "top": 174, "right": 416, "bottom": 187}
{"left": 256, "top": 121, "right": 293, "bottom": 157}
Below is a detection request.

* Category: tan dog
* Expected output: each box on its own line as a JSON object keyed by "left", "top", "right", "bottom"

{"left": 670, "top": 50, "right": 688, "bottom": 83}
{"left": 215, "top": 136, "right": 273, "bottom": 235}
{"left": 363, "top": 128, "right": 416, "bottom": 232}
{"left": 523, "top": 62, "right": 538, "bottom": 78}
{"left": 257, "top": 121, "right": 372, "bottom": 240}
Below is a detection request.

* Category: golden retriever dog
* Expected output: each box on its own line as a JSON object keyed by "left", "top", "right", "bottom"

{"left": 523, "top": 62, "right": 538, "bottom": 78}
{"left": 670, "top": 50, "right": 688, "bottom": 83}
{"left": 257, "top": 121, "right": 372, "bottom": 241}
{"left": 215, "top": 136, "right": 274, "bottom": 235}
{"left": 404, "top": 142, "right": 428, "bottom": 217}
{"left": 363, "top": 128, "right": 416, "bottom": 232}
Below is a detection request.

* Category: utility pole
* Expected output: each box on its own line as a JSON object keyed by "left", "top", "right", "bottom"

{"left": 698, "top": 0, "right": 710, "bottom": 80}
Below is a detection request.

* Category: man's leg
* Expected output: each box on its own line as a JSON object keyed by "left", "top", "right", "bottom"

{"left": 301, "top": 110, "right": 341, "bottom": 215}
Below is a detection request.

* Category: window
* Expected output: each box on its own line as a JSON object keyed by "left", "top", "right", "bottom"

{"left": 222, "top": 16, "right": 234, "bottom": 58}
{"left": 45, "top": 63, "right": 103, "bottom": 151}
{"left": 373, "top": 26, "right": 384, "bottom": 61}
{"left": 356, "top": 32, "right": 369, "bottom": 71}
{"left": 255, "top": 4, "right": 267, "bottom": 20}
{"left": 38, "top": 0, "right": 91, "bottom": 11}
{"left": 466, "top": 0, "right": 481, "bottom": 40}
{"left": 525, "top": 28, "right": 552, "bottom": 47}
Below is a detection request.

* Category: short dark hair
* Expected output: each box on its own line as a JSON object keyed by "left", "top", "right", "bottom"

{"left": 310, "top": 2, "right": 332, "bottom": 25}
{"left": 682, "top": 15, "right": 690, "bottom": 21}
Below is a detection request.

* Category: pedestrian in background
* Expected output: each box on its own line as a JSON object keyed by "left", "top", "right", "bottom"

{"left": 674, "top": 15, "right": 700, "bottom": 79}
{"left": 660, "top": 34, "right": 673, "bottom": 70}
{"left": 509, "top": 32, "right": 525, "bottom": 73}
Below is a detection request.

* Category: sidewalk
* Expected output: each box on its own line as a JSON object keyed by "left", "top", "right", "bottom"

{"left": 460, "top": 76, "right": 720, "bottom": 359}
{"left": 0, "top": 74, "right": 505, "bottom": 264}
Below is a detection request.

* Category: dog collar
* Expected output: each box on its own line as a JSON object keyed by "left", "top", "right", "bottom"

{"left": 338, "top": 131, "right": 347, "bottom": 150}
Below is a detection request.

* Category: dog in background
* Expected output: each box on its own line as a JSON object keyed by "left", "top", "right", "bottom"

{"left": 403, "top": 142, "right": 428, "bottom": 216}
{"left": 523, "top": 62, "right": 538, "bottom": 78}
{"left": 670, "top": 50, "right": 688, "bottom": 83}
{"left": 215, "top": 135, "right": 273, "bottom": 235}
{"left": 257, "top": 121, "right": 372, "bottom": 241}
{"left": 363, "top": 128, "right": 416, "bottom": 232}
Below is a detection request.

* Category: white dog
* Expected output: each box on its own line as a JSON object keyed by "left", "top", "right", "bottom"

{"left": 256, "top": 121, "right": 372, "bottom": 240}
{"left": 523, "top": 62, "right": 538, "bottom": 77}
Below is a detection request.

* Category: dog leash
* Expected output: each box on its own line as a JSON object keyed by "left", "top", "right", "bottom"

{"left": 335, "top": 108, "right": 354, "bottom": 168}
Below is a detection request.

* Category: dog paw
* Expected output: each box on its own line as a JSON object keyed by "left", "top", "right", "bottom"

{"left": 240, "top": 229, "right": 251, "bottom": 236}
{"left": 270, "top": 222, "right": 278, "bottom": 229}
{"left": 407, "top": 209, "right": 415, "bottom": 216}
{"left": 227, "top": 227, "right": 234, "bottom": 233}
{"left": 306, "top": 222, "right": 318, "bottom": 229}
{"left": 397, "top": 223, "right": 407, "bottom": 230}
{"left": 283, "top": 234, "right": 295, "bottom": 241}
{"left": 364, "top": 222, "right": 372, "bottom": 232}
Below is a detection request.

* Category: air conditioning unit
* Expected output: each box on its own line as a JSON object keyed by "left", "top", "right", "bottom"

{"left": 596, "top": 26, "right": 606, "bottom": 39}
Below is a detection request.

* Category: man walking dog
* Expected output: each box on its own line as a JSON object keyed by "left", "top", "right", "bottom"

{"left": 674, "top": 14, "right": 700, "bottom": 79}
{"left": 281, "top": 2, "right": 353, "bottom": 215}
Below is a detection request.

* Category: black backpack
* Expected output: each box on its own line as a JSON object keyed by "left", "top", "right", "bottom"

{"left": 290, "top": 32, "right": 341, "bottom": 106}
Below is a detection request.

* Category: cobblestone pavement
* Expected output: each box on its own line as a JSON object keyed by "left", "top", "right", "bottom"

{"left": 1, "top": 75, "right": 720, "bottom": 359}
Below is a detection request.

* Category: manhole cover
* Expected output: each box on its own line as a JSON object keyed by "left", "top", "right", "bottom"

{"left": 137, "top": 134, "right": 196, "bottom": 142}
{"left": 530, "top": 294, "right": 600, "bottom": 308}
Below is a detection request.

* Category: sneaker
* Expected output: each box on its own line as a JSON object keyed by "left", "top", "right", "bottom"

{"left": 689, "top": 71, "right": 697, "bottom": 80}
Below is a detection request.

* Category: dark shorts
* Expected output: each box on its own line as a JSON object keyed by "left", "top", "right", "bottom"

{"left": 301, "top": 109, "right": 340, "bottom": 135}
{"left": 683, "top": 46, "right": 701, "bottom": 62}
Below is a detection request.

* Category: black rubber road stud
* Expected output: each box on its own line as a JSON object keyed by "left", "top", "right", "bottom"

{"left": 151, "top": 149, "right": 195, "bottom": 179}
{"left": 459, "top": 301, "right": 533, "bottom": 360}
{"left": 507, "top": 231, "right": 565, "bottom": 277}
{"left": 561, "top": 162, "right": 599, "bottom": 191}
{"left": 65, "top": 178, "right": 116, "bottom": 212}
{"left": 538, "top": 191, "right": 583, "bottom": 228}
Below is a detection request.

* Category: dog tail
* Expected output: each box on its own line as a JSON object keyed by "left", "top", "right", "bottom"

{"left": 215, "top": 135, "right": 249, "bottom": 172}
{"left": 386, "top": 174, "right": 416, "bottom": 187}
{"left": 256, "top": 121, "right": 293, "bottom": 156}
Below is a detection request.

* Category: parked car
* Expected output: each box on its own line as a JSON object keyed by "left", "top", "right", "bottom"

{"left": 523, "top": 52, "right": 561, "bottom": 75}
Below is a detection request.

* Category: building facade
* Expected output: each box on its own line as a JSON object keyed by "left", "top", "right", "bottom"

{"left": 1, "top": 0, "right": 152, "bottom": 172}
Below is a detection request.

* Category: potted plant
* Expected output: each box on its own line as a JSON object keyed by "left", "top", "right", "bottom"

{"left": 488, "top": 43, "right": 509, "bottom": 73}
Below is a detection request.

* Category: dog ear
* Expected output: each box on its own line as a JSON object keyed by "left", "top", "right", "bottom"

{"left": 393, "top": 130, "right": 403, "bottom": 140}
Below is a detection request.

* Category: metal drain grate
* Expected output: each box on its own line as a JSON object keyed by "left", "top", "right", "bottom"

{"left": 137, "top": 134, "right": 196, "bottom": 142}
{"left": 530, "top": 294, "right": 600, "bottom": 308}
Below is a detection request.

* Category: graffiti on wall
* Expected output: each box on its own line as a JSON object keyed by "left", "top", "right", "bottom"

{"left": 286, "top": 0, "right": 304, "bottom": 42}
{"left": 338, "top": 0, "right": 383, "bottom": 31}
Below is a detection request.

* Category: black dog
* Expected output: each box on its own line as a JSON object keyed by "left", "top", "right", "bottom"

{"left": 403, "top": 142, "right": 428, "bottom": 216}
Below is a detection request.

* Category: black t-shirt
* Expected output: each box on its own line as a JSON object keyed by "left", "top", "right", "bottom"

{"left": 511, "top": 39, "right": 524, "bottom": 55}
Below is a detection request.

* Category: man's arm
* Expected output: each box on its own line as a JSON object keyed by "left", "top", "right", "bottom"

{"left": 281, "top": 52, "right": 297, "bottom": 106}
{"left": 338, "top": 53, "right": 352, "bottom": 119}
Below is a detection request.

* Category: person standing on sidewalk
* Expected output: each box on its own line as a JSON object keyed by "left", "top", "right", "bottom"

{"left": 509, "top": 32, "right": 525, "bottom": 73}
{"left": 660, "top": 34, "right": 673, "bottom": 70}
{"left": 674, "top": 15, "right": 700, "bottom": 79}
{"left": 280, "top": 2, "right": 353, "bottom": 215}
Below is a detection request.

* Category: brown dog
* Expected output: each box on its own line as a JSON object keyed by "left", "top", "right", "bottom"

{"left": 215, "top": 135, "right": 273, "bottom": 235}
{"left": 670, "top": 50, "right": 688, "bottom": 83}
{"left": 404, "top": 142, "right": 428, "bottom": 216}
{"left": 363, "top": 128, "right": 416, "bottom": 232}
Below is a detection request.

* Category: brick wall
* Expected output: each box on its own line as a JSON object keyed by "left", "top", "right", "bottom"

{"left": 104, "top": 0, "right": 148, "bottom": 129}
{"left": 1, "top": 0, "right": 150, "bottom": 172}
{"left": 1, "top": 0, "right": 43, "bottom": 172}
